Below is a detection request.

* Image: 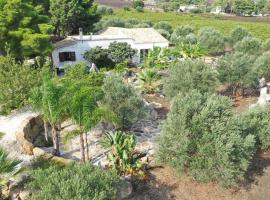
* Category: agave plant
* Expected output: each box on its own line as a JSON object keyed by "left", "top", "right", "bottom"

{"left": 101, "top": 131, "right": 145, "bottom": 176}
{"left": 0, "top": 147, "right": 21, "bottom": 199}
{"left": 139, "top": 69, "right": 161, "bottom": 94}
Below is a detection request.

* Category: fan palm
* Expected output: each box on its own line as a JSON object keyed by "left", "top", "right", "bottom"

{"left": 0, "top": 147, "right": 21, "bottom": 199}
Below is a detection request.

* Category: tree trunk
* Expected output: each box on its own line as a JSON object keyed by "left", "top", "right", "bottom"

{"left": 80, "top": 132, "right": 85, "bottom": 162}
{"left": 52, "top": 125, "right": 60, "bottom": 156}
{"left": 84, "top": 132, "right": 90, "bottom": 161}
{"left": 44, "top": 120, "right": 49, "bottom": 142}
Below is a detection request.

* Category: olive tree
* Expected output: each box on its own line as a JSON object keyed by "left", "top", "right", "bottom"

{"left": 163, "top": 59, "right": 219, "bottom": 99}
{"left": 156, "top": 91, "right": 256, "bottom": 187}
{"left": 216, "top": 52, "right": 258, "bottom": 95}
{"left": 253, "top": 51, "right": 270, "bottom": 81}
{"left": 198, "top": 27, "right": 225, "bottom": 55}
{"left": 234, "top": 37, "right": 261, "bottom": 55}
{"left": 230, "top": 26, "right": 252, "bottom": 43}
{"left": 102, "top": 73, "right": 146, "bottom": 129}
{"left": 170, "top": 25, "right": 196, "bottom": 45}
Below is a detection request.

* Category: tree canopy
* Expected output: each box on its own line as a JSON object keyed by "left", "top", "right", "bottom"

{"left": 0, "top": 0, "right": 53, "bottom": 59}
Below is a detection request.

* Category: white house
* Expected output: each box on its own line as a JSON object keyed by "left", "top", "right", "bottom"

{"left": 52, "top": 27, "right": 169, "bottom": 70}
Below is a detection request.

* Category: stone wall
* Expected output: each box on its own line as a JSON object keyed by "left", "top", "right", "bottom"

{"left": 16, "top": 115, "right": 44, "bottom": 155}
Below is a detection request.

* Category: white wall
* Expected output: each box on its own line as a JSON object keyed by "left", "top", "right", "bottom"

{"left": 52, "top": 39, "right": 169, "bottom": 69}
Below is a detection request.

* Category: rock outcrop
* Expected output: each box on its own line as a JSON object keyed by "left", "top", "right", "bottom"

{"left": 16, "top": 116, "right": 44, "bottom": 155}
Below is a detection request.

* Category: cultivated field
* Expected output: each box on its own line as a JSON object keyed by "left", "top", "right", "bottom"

{"left": 111, "top": 10, "right": 270, "bottom": 41}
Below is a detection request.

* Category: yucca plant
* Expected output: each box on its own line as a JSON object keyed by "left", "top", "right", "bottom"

{"left": 139, "top": 69, "right": 161, "bottom": 94}
{"left": 101, "top": 131, "right": 145, "bottom": 176}
{"left": 0, "top": 147, "right": 21, "bottom": 199}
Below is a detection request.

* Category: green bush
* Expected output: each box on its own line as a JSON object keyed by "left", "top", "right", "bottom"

{"left": 28, "top": 163, "right": 120, "bottom": 200}
{"left": 253, "top": 51, "right": 270, "bottom": 81}
{"left": 198, "top": 27, "right": 225, "bottom": 55}
{"left": 230, "top": 26, "right": 252, "bottom": 43}
{"left": 108, "top": 42, "right": 136, "bottom": 64}
{"left": 97, "top": 6, "right": 114, "bottom": 15}
{"left": 154, "top": 21, "right": 173, "bottom": 34}
{"left": 156, "top": 91, "right": 256, "bottom": 187}
{"left": 84, "top": 46, "right": 115, "bottom": 68}
{"left": 0, "top": 55, "right": 42, "bottom": 115}
{"left": 84, "top": 42, "right": 136, "bottom": 68}
{"left": 236, "top": 105, "right": 270, "bottom": 150}
{"left": 133, "top": 23, "right": 150, "bottom": 28}
{"left": 234, "top": 37, "right": 261, "bottom": 55}
{"left": 132, "top": 0, "right": 144, "bottom": 9}
{"left": 157, "top": 29, "right": 171, "bottom": 40}
{"left": 163, "top": 59, "right": 218, "bottom": 99}
{"left": 136, "top": 6, "right": 144, "bottom": 12}
{"left": 216, "top": 52, "right": 258, "bottom": 95}
{"left": 170, "top": 25, "right": 196, "bottom": 44}
{"left": 262, "top": 38, "right": 270, "bottom": 52}
{"left": 102, "top": 73, "right": 146, "bottom": 129}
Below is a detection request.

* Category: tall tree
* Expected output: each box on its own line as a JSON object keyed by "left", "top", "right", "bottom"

{"left": 49, "top": 0, "right": 100, "bottom": 37}
{"left": 0, "top": 0, "right": 53, "bottom": 60}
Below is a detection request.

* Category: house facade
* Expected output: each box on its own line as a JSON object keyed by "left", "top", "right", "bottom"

{"left": 52, "top": 27, "right": 169, "bottom": 70}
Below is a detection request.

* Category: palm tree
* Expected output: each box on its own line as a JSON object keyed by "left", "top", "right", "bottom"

{"left": 30, "top": 76, "right": 66, "bottom": 156}
{"left": 67, "top": 85, "right": 118, "bottom": 162}
{"left": 0, "top": 147, "right": 21, "bottom": 199}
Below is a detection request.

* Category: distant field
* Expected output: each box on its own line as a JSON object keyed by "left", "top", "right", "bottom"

{"left": 111, "top": 10, "right": 270, "bottom": 41}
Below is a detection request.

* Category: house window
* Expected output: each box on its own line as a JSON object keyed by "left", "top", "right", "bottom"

{"left": 59, "top": 52, "right": 76, "bottom": 62}
{"left": 140, "top": 49, "right": 149, "bottom": 63}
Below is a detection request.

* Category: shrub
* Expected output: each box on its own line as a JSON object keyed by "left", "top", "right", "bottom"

{"left": 28, "top": 162, "right": 120, "bottom": 200}
{"left": 123, "top": 6, "right": 130, "bottom": 11}
{"left": 156, "top": 29, "right": 171, "bottom": 40}
{"left": 262, "top": 38, "right": 270, "bottom": 52}
{"left": 136, "top": 6, "right": 144, "bottom": 12}
{"left": 133, "top": 23, "right": 150, "bottom": 28}
{"left": 216, "top": 52, "right": 258, "bottom": 95}
{"left": 154, "top": 21, "right": 173, "bottom": 34}
{"left": 132, "top": 0, "right": 144, "bottom": 9}
{"left": 0, "top": 55, "right": 42, "bottom": 115}
{"left": 230, "top": 26, "right": 252, "bottom": 43}
{"left": 163, "top": 59, "right": 218, "bottom": 99}
{"left": 102, "top": 73, "right": 146, "bottom": 129}
{"left": 156, "top": 91, "right": 256, "bottom": 187}
{"left": 198, "top": 27, "right": 225, "bottom": 55}
{"left": 97, "top": 6, "right": 114, "bottom": 15}
{"left": 236, "top": 105, "right": 270, "bottom": 150}
{"left": 108, "top": 42, "right": 136, "bottom": 64}
{"left": 234, "top": 37, "right": 261, "bottom": 55}
{"left": 84, "top": 46, "right": 115, "bottom": 68}
{"left": 253, "top": 51, "right": 270, "bottom": 81}
{"left": 170, "top": 25, "right": 195, "bottom": 44}
{"left": 101, "top": 131, "right": 145, "bottom": 176}
{"left": 184, "top": 33, "right": 197, "bottom": 44}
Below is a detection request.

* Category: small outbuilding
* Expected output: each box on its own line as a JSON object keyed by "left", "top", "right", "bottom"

{"left": 52, "top": 27, "right": 169, "bottom": 70}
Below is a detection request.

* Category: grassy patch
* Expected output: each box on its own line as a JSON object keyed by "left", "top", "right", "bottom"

{"left": 110, "top": 10, "right": 270, "bottom": 41}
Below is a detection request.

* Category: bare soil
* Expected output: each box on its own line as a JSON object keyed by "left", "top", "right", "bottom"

{"left": 129, "top": 150, "right": 270, "bottom": 200}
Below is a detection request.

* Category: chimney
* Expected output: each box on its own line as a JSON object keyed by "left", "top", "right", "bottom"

{"left": 79, "top": 28, "right": 83, "bottom": 40}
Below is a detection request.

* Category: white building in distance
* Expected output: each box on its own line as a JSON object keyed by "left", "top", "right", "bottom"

{"left": 52, "top": 27, "right": 169, "bottom": 70}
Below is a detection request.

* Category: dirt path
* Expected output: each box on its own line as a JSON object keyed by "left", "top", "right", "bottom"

{"left": 95, "top": 0, "right": 131, "bottom": 8}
